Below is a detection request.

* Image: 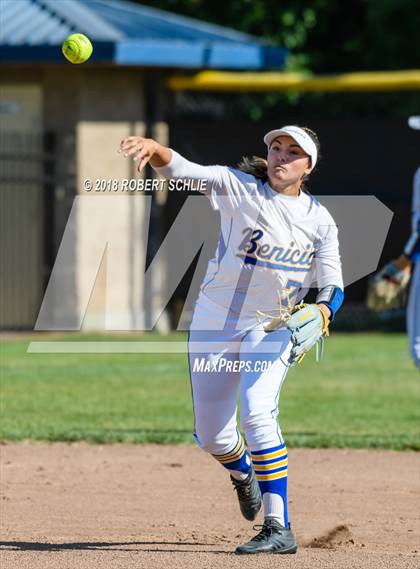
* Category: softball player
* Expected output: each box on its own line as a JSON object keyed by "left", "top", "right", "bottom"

{"left": 119, "top": 125, "right": 344, "bottom": 554}
{"left": 367, "top": 116, "right": 420, "bottom": 368}
{"left": 407, "top": 165, "right": 420, "bottom": 367}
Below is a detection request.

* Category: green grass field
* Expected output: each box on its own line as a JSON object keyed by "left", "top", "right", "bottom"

{"left": 1, "top": 332, "right": 419, "bottom": 450}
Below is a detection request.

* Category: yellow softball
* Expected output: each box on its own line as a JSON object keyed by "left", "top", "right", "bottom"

{"left": 62, "top": 33, "right": 93, "bottom": 64}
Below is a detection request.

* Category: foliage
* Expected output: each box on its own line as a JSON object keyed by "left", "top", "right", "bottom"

{"left": 136, "top": 0, "right": 419, "bottom": 72}
{"left": 135, "top": 0, "right": 419, "bottom": 117}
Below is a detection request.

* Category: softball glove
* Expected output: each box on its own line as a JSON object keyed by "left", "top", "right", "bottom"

{"left": 256, "top": 300, "right": 330, "bottom": 366}
{"left": 287, "top": 303, "right": 330, "bottom": 366}
{"left": 366, "top": 262, "right": 410, "bottom": 312}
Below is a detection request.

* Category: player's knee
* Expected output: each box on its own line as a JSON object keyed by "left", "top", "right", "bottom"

{"left": 193, "top": 430, "right": 237, "bottom": 454}
{"left": 240, "top": 411, "right": 279, "bottom": 447}
{"left": 241, "top": 410, "right": 274, "bottom": 432}
{"left": 193, "top": 432, "right": 215, "bottom": 453}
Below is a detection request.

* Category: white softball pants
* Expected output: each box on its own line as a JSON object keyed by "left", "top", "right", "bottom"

{"left": 187, "top": 295, "right": 293, "bottom": 454}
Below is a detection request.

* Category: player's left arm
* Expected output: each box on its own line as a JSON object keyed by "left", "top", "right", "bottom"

{"left": 377, "top": 167, "right": 420, "bottom": 273}
{"left": 285, "top": 220, "right": 344, "bottom": 365}
{"left": 403, "top": 166, "right": 420, "bottom": 265}
{"left": 367, "top": 168, "right": 419, "bottom": 311}
{"left": 313, "top": 220, "right": 344, "bottom": 322}
{"left": 255, "top": 210, "right": 343, "bottom": 364}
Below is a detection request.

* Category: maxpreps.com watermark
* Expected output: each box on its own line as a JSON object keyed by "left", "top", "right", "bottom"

{"left": 192, "top": 357, "right": 278, "bottom": 373}
{"left": 83, "top": 178, "right": 208, "bottom": 192}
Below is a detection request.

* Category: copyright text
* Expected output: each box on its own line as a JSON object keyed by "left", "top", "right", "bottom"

{"left": 83, "top": 178, "right": 208, "bottom": 192}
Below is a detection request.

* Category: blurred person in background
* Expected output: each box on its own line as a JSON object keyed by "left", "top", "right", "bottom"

{"left": 367, "top": 116, "right": 420, "bottom": 368}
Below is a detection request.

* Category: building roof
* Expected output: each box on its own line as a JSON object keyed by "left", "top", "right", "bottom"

{"left": 0, "top": 0, "right": 286, "bottom": 69}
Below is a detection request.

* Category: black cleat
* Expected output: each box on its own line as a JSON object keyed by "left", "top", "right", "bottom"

{"left": 230, "top": 469, "right": 262, "bottom": 521}
{"left": 235, "top": 517, "right": 298, "bottom": 555}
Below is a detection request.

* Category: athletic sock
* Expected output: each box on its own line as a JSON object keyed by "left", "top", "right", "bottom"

{"left": 229, "top": 468, "right": 250, "bottom": 481}
{"left": 250, "top": 442, "right": 289, "bottom": 527}
{"left": 212, "top": 435, "right": 251, "bottom": 478}
{"left": 263, "top": 493, "right": 285, "bottom": 526}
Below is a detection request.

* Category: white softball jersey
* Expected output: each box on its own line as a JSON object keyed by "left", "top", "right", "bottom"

{"left": 154, "top": 150, "right": 344, "bottom": 331}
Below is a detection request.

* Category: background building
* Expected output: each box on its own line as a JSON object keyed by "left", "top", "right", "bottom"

{"left": 1, "top": 0, "right": 419, "bottom": 330}
{"left": 0, "top": 0, "right": 285, "bottom": 329}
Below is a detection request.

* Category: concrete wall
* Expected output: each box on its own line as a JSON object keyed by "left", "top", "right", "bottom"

{"left": 1, "top": 66, "right": 169, "bottom": 330}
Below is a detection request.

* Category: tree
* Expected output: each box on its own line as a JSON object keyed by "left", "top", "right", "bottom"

{"left": 134, "top": 0, "right": 419, "bottom": 117}
{"left": 135, "top": 0, "right": 419, "bottom": 71}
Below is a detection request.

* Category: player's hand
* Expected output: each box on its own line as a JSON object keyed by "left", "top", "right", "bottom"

{"left": 118, "top": 136, "right": 158, "bottom": 172}
{"left": 366, "top": 260, "right": 411, "bottom": 312}
{"left": 376, "top": 260, "right": 411, "bottom": 285}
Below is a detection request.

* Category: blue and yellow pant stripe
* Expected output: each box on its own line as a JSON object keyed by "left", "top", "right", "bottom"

{"left": 212, "top": 434, "right": 251, "bottom": 474}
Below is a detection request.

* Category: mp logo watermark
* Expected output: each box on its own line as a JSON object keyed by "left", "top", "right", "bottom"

{"left": 28, "top": 193, "right": 392, "bottom": 354}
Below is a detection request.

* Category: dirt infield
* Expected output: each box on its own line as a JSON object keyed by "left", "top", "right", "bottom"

{"left": 1, "top": 444, "right": 419, "bottom": 569}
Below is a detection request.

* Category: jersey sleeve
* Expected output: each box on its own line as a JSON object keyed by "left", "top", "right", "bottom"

{"left": 152, "top": 149, "right": 247, "bottom": 213}
{"left": 313, "top": 211, "right": 344, "bottom": 318}
{"left": 314, "top": 215, "right": 344, "bottom": 290}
